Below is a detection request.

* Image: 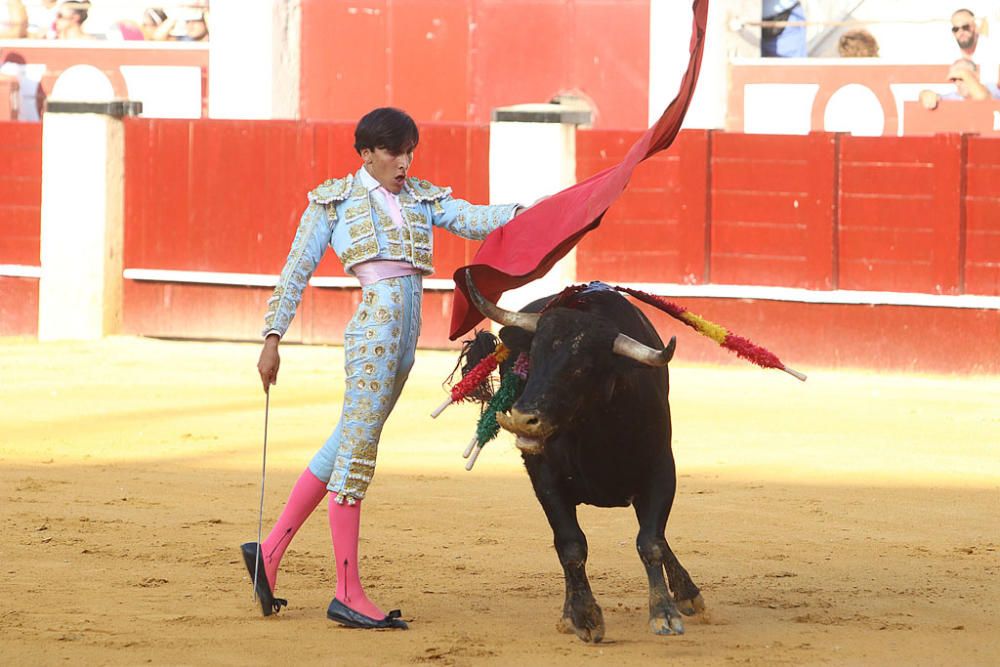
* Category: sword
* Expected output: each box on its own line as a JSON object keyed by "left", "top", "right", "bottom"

{"left": 253, "top": 390, "right": 270, "bottom": 603}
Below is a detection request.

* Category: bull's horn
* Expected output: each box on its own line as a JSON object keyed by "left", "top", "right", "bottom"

{"left": 464, "top": 269, "right": 539, "bottom": 331}
{"left": 612, "top": 334, "right": 676, "bottom": 367}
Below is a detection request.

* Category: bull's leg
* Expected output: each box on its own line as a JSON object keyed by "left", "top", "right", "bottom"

{"left": 633, "top": 494, "right": 686, "bottom": 635}
{"left": 663, "top": 542, "right": 705, "bottom": 616}
{"left": 550, "top": 501, "right": 604, "bottom": 643}
{"left": 527, "top": 462, "right": 605, "bottom": 642}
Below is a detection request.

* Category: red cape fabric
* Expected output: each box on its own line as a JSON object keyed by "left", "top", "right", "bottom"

{"left": 449, "top": 0, "right": 710, "bottom": 340}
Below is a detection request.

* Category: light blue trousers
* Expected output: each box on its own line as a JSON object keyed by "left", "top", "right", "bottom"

{"left": 308, "top": 275, "right": 422, "bottom": 504}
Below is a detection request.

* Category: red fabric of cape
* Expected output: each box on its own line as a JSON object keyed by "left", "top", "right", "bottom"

{"left": 449, "top": 0, "right": 710, "bottom": 340}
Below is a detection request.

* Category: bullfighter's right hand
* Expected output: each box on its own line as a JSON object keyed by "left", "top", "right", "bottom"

{"left": 258, "top": 334, "right": 281, "bottom": 393}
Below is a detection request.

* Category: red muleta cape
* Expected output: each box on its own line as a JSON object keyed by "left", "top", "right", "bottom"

{"left": 449, "top": 0, "right": 710, "bottom": 340}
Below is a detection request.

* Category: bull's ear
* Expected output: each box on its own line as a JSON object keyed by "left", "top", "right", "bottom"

{"left": 498, "top": 326, "right": 533, "bottom": 354}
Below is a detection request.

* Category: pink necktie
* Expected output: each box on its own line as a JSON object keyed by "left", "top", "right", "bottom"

{"left": 378, "top": 187, "right": 404, "bottom": 229}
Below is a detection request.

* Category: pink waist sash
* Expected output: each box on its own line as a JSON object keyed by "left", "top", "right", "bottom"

{"left": 352, "top": 260, "right": 421, "bottom": 287}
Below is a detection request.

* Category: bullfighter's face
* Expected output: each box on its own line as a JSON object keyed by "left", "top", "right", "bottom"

{"left": 361, "top": 145, "right": 414, "bottom": 194}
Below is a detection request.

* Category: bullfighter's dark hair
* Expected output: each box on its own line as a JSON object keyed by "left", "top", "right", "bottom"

{"left": 353, "top": 107, "right": 419, "bottom": 156}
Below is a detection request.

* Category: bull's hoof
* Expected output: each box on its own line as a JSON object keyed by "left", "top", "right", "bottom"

{"left": 575, "top": 621, "right": 605, "bottom": 643}
{"left": 560, "top": 604, "right": 605, "bottom": 643}
{"left": 676, "top": 593, "right": 706, "bottom": 617}
{"left": 649, "top": 613, "right": 685, "bottom": 636}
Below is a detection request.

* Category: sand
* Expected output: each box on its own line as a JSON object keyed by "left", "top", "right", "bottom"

{"left": 1, "top": 336, "right": 998, "bottom": 666}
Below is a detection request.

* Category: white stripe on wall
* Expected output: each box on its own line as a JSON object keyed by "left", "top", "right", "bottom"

{"left": 617, "top": 282, "right": 1000, "bottom": 310}
{"left": 0, "top": 264, "right": 42, "bottom": 278}
{"left": 4, "top": 265, "right": 998, "bottom": 310}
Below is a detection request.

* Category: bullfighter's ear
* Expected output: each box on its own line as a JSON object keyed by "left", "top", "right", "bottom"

{"left": 498, "top": 325, "right": 533, "bottom": 353}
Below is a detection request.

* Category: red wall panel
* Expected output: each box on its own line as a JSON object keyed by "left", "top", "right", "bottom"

{"left": 964, "top": 137, "right": 1000, "bottom": 296}
{"left": 391, "top": 1, "right": 471, "bottom": 123}
{"left": 122, "top": 282, "right": 273, "bottom": 341}
{"left": 709, "top": 132, "right": 836, "bottom": 289}
{"left": 299, "top": 0, "right": 388, "bottom": 122}
{"left": 637, "top": 298, "right": 1000, "bottom": 375}
{"left": 298, "top": 0, "right": 651, "bottom": 130}
{"left": 575, "top": 129, "right": 709, "bottom": 283}
{"left": 0, "top": 276, "right": 38, "bottom": 336}
{"left": 568, "top": 0, "right": 650, "bottom": 128}
{"left": 0, "top": 121, "right": 42, "bottom": 266}
{"left": 838, "top": 134, "right": 963, "bottom": 293}
{"left": 471, "top": 0, "right": 650, "bottom": 129}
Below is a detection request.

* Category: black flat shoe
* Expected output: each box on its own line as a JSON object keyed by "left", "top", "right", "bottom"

{"left": 240, "top": 542, "right": 287, "bottom": 616}
{"left": 326, "top": 597, "right": 408, "bottom": 630}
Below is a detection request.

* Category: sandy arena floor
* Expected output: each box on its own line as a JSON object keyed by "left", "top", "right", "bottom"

{"left": 1, "top": 336, "right": 998, "bottom": 666}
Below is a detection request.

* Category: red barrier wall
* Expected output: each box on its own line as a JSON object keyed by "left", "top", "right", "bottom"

{"left": 636, "top": 298, "right": 1000, "bottom": 376}
{"left": 3, "top": 117, "right": 998, "bottom": 372}
{"left": 575, "top": 129, "right": 1000, "bottom": 298}
{"left": 122, "top": 118, "right": 492, "bottom": 344}
{"left": 576, "top": 129, "right": 708, "bottom": 283}
{"left": 0, "top": 120, "right": 41, "bottom": 336}
{"left": 838, "top": 134, "right": 963, "bottom": 294}
{"left": 709, "top": 132, "right": 836, "bottom": 289}
{"left": 965, "top": 137, "right": 1000, "bottom": 296}
{"left": 298, "top": 0, "right": 650, "bottom": 130}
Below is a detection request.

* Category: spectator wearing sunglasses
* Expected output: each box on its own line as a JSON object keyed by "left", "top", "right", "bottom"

{"left": 919, "top": 58, "right": 1000, "bottom": 111}
{"left": 950, "top": 8, "right": 998, "bottom": 87}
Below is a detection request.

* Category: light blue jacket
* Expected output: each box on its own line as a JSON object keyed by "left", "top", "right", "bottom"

{"left": 263, "top": 169, "right": 518, "bottom": 337}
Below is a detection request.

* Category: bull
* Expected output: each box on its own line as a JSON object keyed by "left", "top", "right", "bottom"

{"left": 463, "top": 274, "right": 705, "bottom": 643}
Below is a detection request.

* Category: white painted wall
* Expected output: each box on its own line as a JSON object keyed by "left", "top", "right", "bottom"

{"left": 489, "top": 110, "right": 578, "bottom": 310}
{"left": 208, "top": 0, "right": 300, "bottom": 119}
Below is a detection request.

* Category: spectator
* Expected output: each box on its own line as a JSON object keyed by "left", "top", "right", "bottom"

{"left": 0, "top": 0, "right": 28, "bottom": 38}
{"left": 919, "top": 58, "right": 1000, "bottom": 110}
{"left": 158, "top": 7, "right": 208, "bottom": 42}
{"left": 951, "top": 8, "right": 999, "bottom": 86}
{"left": 761, "top": 0, "right": 807, "bottom": 57}
{"left": 838, "top": 29, "right": 879, "bottom": 58}
{"left": 25, "top": 0, "right": 57, "bottom": 39}
{"left": 54, "top": 0, "right": 93, "bottom": 40}
{"left": 107, "top": 20, "right": 145, "bottom": 41}
{"left": 175, "top": 9, "right": 207, "bottom": 41}
{"left": 140, "top": 7, "right": 171, "bottom": 41}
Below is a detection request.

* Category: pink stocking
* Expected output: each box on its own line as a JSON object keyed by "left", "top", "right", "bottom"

{"left": 259, "top": 468, "right": 328, "bottom": 591}
{"left": 329, "top": 497, "right": 384, "bottom": 619}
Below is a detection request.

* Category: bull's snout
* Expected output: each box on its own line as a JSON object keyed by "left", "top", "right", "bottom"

{"left": 497, "top": 407, "right": 553, "bottom": 455}
{"left": 508, "top": 407, "right": 549, "bottom": 437}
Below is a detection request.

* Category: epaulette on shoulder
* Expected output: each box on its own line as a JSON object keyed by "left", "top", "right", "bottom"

{"left": 308, "top": 175, "right": 353, "bottom": 204}
{"left": 405, "top": 177, "right": 452, "bottom": 202}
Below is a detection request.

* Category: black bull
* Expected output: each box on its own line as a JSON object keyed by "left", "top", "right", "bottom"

{"left": 464, "top": 277, "right": 705, "bottom": 642}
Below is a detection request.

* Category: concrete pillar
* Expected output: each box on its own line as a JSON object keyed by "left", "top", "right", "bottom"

{"left": 208, "top": 0, "right": 301, "bottom": 119}
{"left": 38, "top": 66, "right": 141, "bottom": 340}
{"left": 489, "top": 103, "right": 591, "bottom": 310}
